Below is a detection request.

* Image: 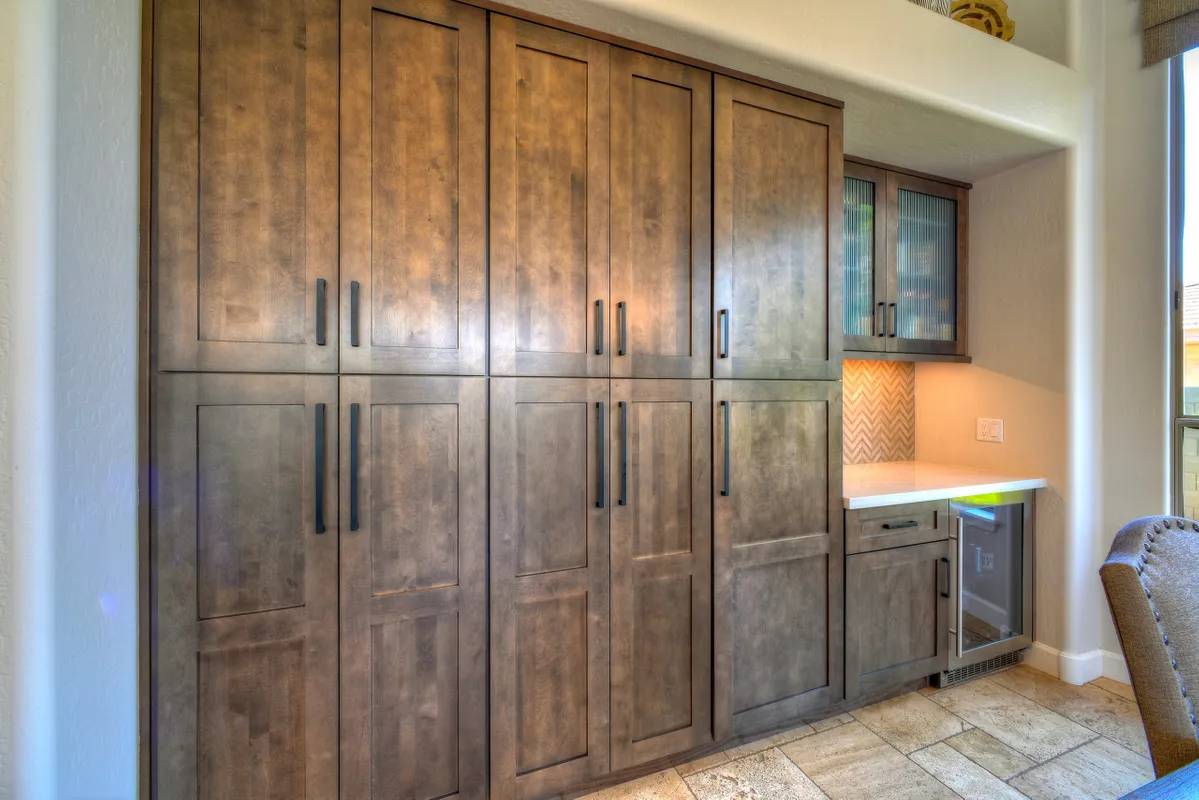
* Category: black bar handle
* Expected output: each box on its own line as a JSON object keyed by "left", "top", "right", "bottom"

{"left": 618, "top": 401, "right": 628, "bottom": 506}
{"left": 720, "top": 400, "right": 730, "bottom": 497}
{"left": 314, "top": 403, "right": 326, "bottom": 534}
{"left": 717, "top": 309, "right": 729, "bottom": 359}
{"left": 888, "top": 302, "right": 897, "bottom": 338}
{"left": 939, "top": 557, "right": 951, "bottom": 598}
{"left": 595, "top": 299, "right": 604, "bottom": 355}
{"left": 875, "top": 302, "right": 885, "bottom": 338}
{"left": 350, "top": 281, "right": 361, "bottom": 347}
{"left": 350, "top": 402, "right": 361, "bottom": 531}
{"left": 617, "top": 301, "right": 627, "bottom": 357}
{"left": 882, "top": 520, "right": 920, "bottom": 530}
{"left": 315, "top": 278, "right": 327, "bottom": 346}
{"left": 596, "top": 402, "right": 606, "bottom": 508}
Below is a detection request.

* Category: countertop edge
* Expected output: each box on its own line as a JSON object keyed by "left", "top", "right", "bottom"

{"left": 843, "top": 477, "right": 1048, "bottom": 510}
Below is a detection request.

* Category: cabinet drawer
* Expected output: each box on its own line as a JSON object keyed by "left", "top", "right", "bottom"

{"left": 846, "top": 500, "right": 949, "bottom": 554}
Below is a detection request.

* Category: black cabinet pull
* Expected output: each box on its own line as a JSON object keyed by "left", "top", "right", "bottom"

{"left": 350, "top": 403, "right": 361, "bottom": 531}
{"left": 888, "top": 302, "right": 897, "bottom": 338}
{"left": 350, "top": 281, "right": 361, "bottom": 347}
{"left": 595, "top": 299, "right": 604, "bottom": 355}
{"left": 720, "top": 400, "right": 730, "bottom": 497}
{"left": 618, "top": 401, "right": 628, "bottom": 506}
{"left": 717, "top": 309, "right": 729, "bottom": 359}
{"left": 314, "top": 403, "right": 326, "bottom": 534}
{"left": 316, "top": 278, "right": 328, "bottom": 346}
{"left": 882, "top": 520, "right": 920, "bottom": 530}
{"left": 875, "top": 302, "right": 885, "bottom": 337}
{"left": 617, "top": 301, "right": 627, "bottom": 357}
{"left": 596, "top": 402, "right": 606, "bottom": 508}
{"left": 939, "top": 557, "right": 951, "bottom": 598}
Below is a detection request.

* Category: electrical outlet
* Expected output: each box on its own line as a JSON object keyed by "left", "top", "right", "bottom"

{"left": 976, "top": 418, "right": 1004, "bottom": 443}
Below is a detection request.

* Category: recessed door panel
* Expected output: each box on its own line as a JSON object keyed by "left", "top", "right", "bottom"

{"left": 515, "top": 402, "right": 590, "bottom": 575}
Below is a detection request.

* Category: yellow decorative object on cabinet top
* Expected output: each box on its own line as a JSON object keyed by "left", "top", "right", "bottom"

{"left": 951, "top": 0, "right": 1016, "bottom": 42}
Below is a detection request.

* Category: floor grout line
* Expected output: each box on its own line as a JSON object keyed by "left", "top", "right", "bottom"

{"left": 1001, "top": 732, "right": 1102, "bottom": 784}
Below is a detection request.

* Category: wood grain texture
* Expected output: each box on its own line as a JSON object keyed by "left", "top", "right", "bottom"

{"left": 609, "top": 49, "right": 711, "bottom": 379}
{"left": 490, "top": 16, "right": 610, "bottom": 377}
{"left": 609, "top": 380, "right": 712, "bottom": 770}
{"left": 713, "top": 76, "right": 842, "bottom": 380}
{"left": 154, "top": 0, "right": 338, "bottom": 372}
{"left": 340, "top": 0, "right": 486, "bottom": 374}
{"left": 490, "top": 378, "right": 610, "bottom": 799}
{"left": 338, "top": 376, "right": 487, "bottom": 800}
{"left": 845, "top": 500, "right": 949, "bottom": 555}
{"left": 713, "top": 380, "right": 843, "bottom": 740}
{"left": 845, "top": 541, "right": 950, "bottom": 699}
{"left": 152, "top": 373, "right": 338, "bottom": 800}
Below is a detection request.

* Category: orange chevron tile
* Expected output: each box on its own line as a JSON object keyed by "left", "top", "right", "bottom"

{"left": 843, "top": 359, "right": 915, "bottom": 465}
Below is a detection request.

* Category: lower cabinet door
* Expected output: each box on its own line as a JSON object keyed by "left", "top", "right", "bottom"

{"left": 152, "top": 373, "right": 338, "bottom": 800}
{"left": 845, "top": 540, "right": 951, "bottom": 700}
{"left": 490, "top": 378, "right": 611, "bottom": 800}
{"left": 339, "top": 376, "right": 487, "bottom": 800}
{"left": 609, "top": 379, "right": 712, "bottom": 769}
{"left": 713, "top": 380, "right": 844, "bottom": 739}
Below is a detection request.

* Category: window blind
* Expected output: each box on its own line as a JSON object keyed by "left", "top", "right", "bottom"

{"left": 1144, "top": 0, "right": 1199, "bottom": 65}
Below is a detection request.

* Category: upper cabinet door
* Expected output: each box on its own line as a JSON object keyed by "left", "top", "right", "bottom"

{"left": 842, "top": 161, "right": 889, "bottom": 353}
{"left": 340, "top": 0, "right": 486, "bottom": 375}
{"left": 713, "top": 76, "right": 843, "bottom": 380}
{"left": 886, "top": 172, "right": 969, "bottom": 357}
{"left": 154, "top": 0, "right": 338, "bottom": 373}
{"left": 490, "top": 17, "right": 611, "bottom": 377}
{"left": 610, "top": 50, "right": 712, "bottom": 379}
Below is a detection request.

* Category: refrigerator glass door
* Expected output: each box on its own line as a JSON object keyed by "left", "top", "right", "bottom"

{"left": 952, "top": 500, "right": 1024, "bottom": 655}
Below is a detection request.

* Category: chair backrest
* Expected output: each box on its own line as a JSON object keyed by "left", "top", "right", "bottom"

{"left": 1101, "top": 516, "right": 1199, "bottom": 777}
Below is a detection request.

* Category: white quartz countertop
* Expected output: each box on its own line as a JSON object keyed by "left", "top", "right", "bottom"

{"left": 843, "top": 461, "right": 1047, "bottom": 509}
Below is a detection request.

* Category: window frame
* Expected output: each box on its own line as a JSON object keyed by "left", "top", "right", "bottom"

{"left": 1172, "top": 54, "right": 1190, "bottom": 515}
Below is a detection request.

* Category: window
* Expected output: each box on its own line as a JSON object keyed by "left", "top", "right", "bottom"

{"left": 1174, "top": 51, "right": 1199, "bottom": 515}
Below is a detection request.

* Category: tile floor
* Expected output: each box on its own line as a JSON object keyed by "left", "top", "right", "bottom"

{"left": 581, "top": 666, "right": 1154, "bottom": 800}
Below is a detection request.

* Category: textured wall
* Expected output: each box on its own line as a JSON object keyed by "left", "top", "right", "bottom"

{"left": 0, "top": 0, "right": 15, "bottom": 792}
{"left": 843, "top": 360, "right": 916, "bottom": 464}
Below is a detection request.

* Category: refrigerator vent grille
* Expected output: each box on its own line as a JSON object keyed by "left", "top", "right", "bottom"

{"left": 936, "top": 649, "right": 1023, "bottom": 688}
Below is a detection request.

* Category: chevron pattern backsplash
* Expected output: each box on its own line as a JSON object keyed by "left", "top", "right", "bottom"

{"left": 843, "top": 359, "right": 915, "bottom": 464}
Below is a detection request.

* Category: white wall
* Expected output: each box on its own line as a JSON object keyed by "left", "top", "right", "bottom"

{"left": 1007, "top": 0, "right": 1071, "bottom": 65}
{"left": 0, "top": 1, "right": 16, "bottom": 794}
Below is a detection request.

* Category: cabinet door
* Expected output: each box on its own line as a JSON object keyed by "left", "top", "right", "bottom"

{"left": 490, "top": 378, "right": 610, "bottom": 799}
{"left": 340, "top": 0, "right": 486, "bottom": 375}
{"left": 886, "top": 172, "right": 968, "bottom": 356}
{"left": 490, "top": 17, "right": 610, "bottom": 377}
{"left": 713, "top": 76, "right": 842, "bottom": 380}
{"left": 152, "top": 373, "right": 337, "bottom": 800}
{"left": 154, "top": 0, "right": 338, "bottom": 372}
{"left": 845, "top": 541, "right": 950, "bottom": 699}
{"left": 713, "top": 380, "right": 843, "bottom": 739}
{"left": 339, "top": 377, "right": 486, "bottom": 800}
{"left": 610, "top": 50, "right": 711, "bottom": 378}
{"left": 843, "top": 161, "right": 888, "bottom": 353}
{"left": 609, "top": 380, "right": 712, "bottom": 769}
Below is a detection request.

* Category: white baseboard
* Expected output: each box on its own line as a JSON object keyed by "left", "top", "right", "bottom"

{"left": 1102, "top": 649, "right": 1130, "bottom": 684}
{"left": 1024, "top": 641, "right": 1111, "bottom": 685}
{"left": 1024, "top": 641, "right": 1061, "bottom": 676}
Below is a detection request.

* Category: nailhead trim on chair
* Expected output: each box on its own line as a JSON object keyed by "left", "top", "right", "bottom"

{"left": 1138, "top": 517, "right": 1199, "bottom": 731}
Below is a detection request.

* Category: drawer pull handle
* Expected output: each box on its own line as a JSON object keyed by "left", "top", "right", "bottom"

{"left": 881, "top": 520, "right": 919, "bottom": 530}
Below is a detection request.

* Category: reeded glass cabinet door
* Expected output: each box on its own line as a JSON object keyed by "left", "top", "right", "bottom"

{"left": 842, "top": 162, "right": 888, "bottom": 352}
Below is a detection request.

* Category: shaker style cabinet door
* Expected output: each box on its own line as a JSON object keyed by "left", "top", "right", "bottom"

{"left": 153, "top": 0, "right": 338, "bottom": 373}
{"left": 609, "top": 49, "right": 712, "bottom": 379}
{"left": 713, "top": 76, "right": 842, "bottom": 380}
{"left": 339, "top": 377, "right": 487, "bottom": 800}
{"left": 609, "top": 380, "right": 712, "bottom": 769}
{"left": 490, "top": 378, "right": 611, "bottom": 799}
{"left": 152, "top": 373, "right": 338, "bottom": 800}
{"left": 842, "top": 161, "right": 889, "bottom": 353}
{"left": 489, "top": 16, "right": 611, "bottom": 377}
{"left": 340, "top": 0, "right": 486, "bottom": 374}
{"left": 713, "top": 380, "right": 843, "bottom": 739}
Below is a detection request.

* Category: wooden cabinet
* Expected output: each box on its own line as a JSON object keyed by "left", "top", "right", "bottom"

{"left": 489, "top": 17, "right": 611, "bottom": 377}
{"left": 153, "top": 0, "right": 339, "bottom": 373}
{"left": 152, "top": 373, "right": 338, "bottom": 799}
{"left": 490, "top": 378, "right": 611, "bottom": 799}
{"left": 339, "top": 377, "right": 487, "bottom": 800}
{"left": 846, "top": 499, "right": 950, "bottom": 554}
{"left": 845, "top": 541, "right": 951, "bottom": 699}
{"left": 843, "top": 159, "right": 969, "bottom": 359}
{"left": 610, "top": 50, "right": 712, "bottom": 379}
{"left": 340, "top": 0, "right": 487, "bottom": 375}
{"left": 713, "top": 76, "right": 842, "bottom": 380}
{"left": 713, "top": 380, "right": 843, "bottom": 739}
{"left": 609, "top": 380, "right": 712, "bottom": 769}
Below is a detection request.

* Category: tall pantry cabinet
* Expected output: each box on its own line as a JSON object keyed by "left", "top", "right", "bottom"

{"left": 149, "top": 2, "right": 843, "bottom": 799}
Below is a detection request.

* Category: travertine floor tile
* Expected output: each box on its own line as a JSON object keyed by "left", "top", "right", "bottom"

{"left": 780, "top": 721, "right": 956, "bottom": 800}
{"left": 1010, "top": 737, "right": 1153, "bottom": 800}
{"left": 675, "top": 751, "right": 730, "bottom": 778}
{"left": 1090, "top": 676, "right": 1136, "bottom": 702}
{"left": 850, "top": 691, "right": 971, "bottom": 753}
{"left": 581, "top": 768, "right": 695, "bottom": 800}
{"left": 944, "top": 727, "right": 1035, "bottom": 779}
{"left": 926, "top": 676, "right": 1096, "bottom": 762}
{"left": 721, "top": 723, "right": 815, "bottom": 760}
{"left": 684, "top": 748, "right": 826, "bottom": 800}
{"left": 809, "top": 712, "right": 853, "bottom": 732}
{"left": 990, "top": 667, "right": 1149, "bottom": 757}
{"left": 910, "top": 742, "right": 1029, "bottom": 800}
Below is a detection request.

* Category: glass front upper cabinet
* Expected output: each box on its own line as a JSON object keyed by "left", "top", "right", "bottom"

{"left": 842, "top": 159, "right": 969, "bottom": 359}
